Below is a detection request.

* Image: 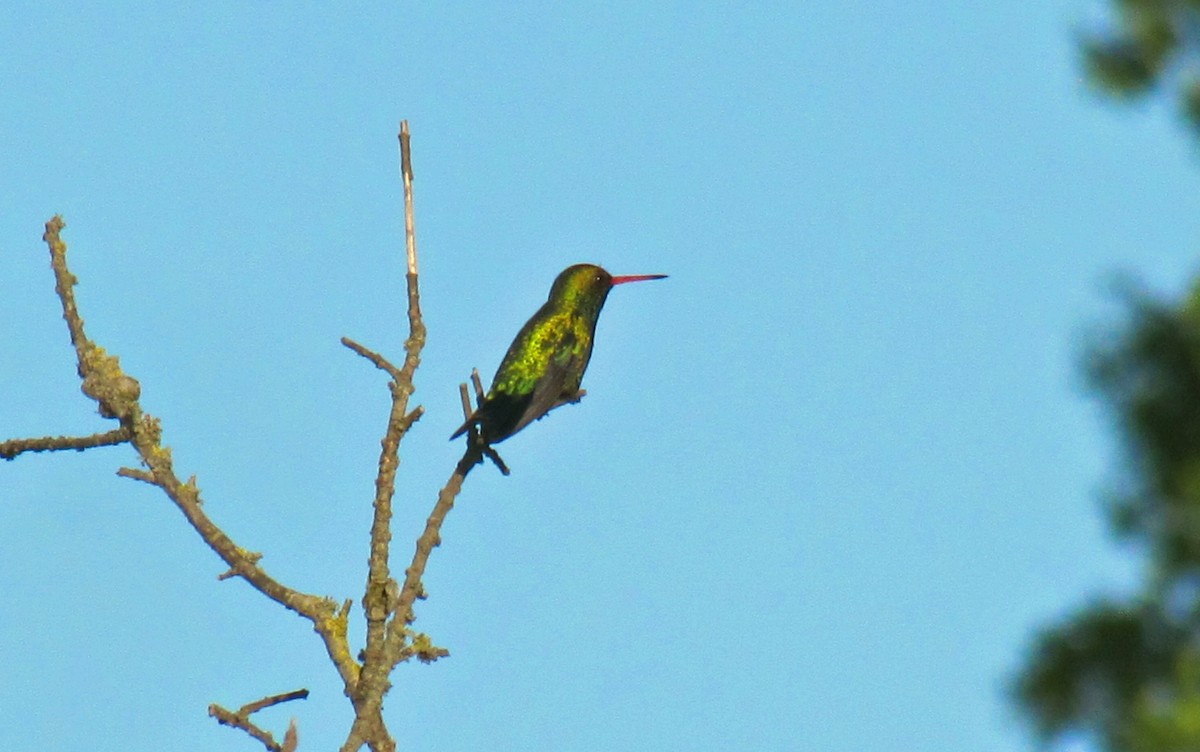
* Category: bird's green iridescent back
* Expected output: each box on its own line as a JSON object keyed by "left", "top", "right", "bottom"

{"left": 490, "top": 304, "right": 597, "bottom": 399}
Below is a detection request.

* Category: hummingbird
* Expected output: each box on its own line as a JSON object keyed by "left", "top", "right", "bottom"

{"left": 451, "top": 263, "right": 667, "bottom": 444}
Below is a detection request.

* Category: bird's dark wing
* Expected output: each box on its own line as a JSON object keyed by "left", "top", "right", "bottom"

{"left": 505, "top": 358, "right": 571, "bottom": 438}
{"left": 505, "top": 327, "right": 588, "bottom": 437}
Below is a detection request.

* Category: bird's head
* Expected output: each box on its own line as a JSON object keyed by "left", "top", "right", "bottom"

{"left": 549, "top": 264, "right": 667, "bottom": 311}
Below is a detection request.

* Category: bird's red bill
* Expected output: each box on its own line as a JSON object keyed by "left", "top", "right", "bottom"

{"left": 611, "top": 274, "right": 668, "bottom": 285}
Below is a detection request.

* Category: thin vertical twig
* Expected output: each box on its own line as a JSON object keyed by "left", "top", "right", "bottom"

{"left": 400, "top": 121, "right": 418, "bottom": 278}
{"left": 343, "top": 119, "right": 429, "bottom": 752}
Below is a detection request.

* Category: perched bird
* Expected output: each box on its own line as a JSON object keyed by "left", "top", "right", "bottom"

{"left": 452, "top": 263, "right": 667, "bottom": 444}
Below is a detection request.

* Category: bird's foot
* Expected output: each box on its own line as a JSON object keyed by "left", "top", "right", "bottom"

{"left": 466, "top": 425, "right": 510, "bottom": 476}
{"left": 482, "top": 444, "right": 510, "bottom": 475}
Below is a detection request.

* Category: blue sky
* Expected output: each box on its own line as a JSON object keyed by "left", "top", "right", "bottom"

{"left": 4, "top": 3, "right": 1200, "bottom": 751}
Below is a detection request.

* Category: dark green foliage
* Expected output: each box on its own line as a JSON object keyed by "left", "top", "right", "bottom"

{"left": 1183, "top": 79, "right": 1200, "bottom": 131}
{"left": 1082, "top": 1, "right": 1200, "bottom": 132}
{"left": 1015, "top": 602, "right": 1183, "bottom": 744}
{"left": 1083, "top": 39, "right": 1162, "bottom": 96}
{"left": 1088, "top": 289, "right": 1200, "bottom": 574}
{"left": 1013, "top": 284, "right": 1200, "bottom": 750}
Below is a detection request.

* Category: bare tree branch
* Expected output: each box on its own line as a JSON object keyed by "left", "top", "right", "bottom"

{"left": 209, "top": 689, "right": 309, "bottom": 752}
{"left": 11, "top": 123, "right": 493, "bottom": 752}
{"left": 16, "top": 217, "right": 362, "bottom": 738}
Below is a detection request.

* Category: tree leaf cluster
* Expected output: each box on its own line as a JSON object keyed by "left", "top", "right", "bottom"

{"left": 1083, "top": 1, "right": 1200, "bottom": 130}
{"left": 1015, "top": 283, "right": 1200, "bottom": 751}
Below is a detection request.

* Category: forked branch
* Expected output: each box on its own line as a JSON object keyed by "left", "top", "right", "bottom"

{"left": 210, "top": 689, "right": 309, "bottom": 752}
{"left": 8, "top": 216, "right": 360, "bottom": 748}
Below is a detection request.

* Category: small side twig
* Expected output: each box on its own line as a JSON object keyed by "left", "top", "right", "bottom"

{"left": 282, "top": 721, "right": 299, "bottom": 752}
{"left": 458, "top": 382, "right": 474, "bottom": 417}
{"left": 209, "top": 689, "right": 309, "bottom": 752}
{"left": 470, "top": 369, "right": 484, "bottom": 402}
{"left": 115, "top": 466, "right": 155, "bottom": 483}
{"left": 341, "top": 337, "right": 404, "bottom": 382}
{"left": 0, "top": 427, "right": 131, "bottom": 460}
